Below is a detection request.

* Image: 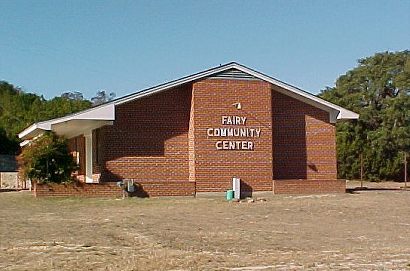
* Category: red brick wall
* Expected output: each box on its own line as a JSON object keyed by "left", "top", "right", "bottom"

{"left": 192, "top": 79, "right": 273, "bottom": 192}
{"left": 99, "top": 85, "right": 192, "bottom": 183}
{"left": 33, "top": 181, "right": 195, "bottom": 198}
{"left": 33, "top": 182, "right": 123, "bottom": 198}
{"left": 273, "top": 179, "right": 346, "bottom": 194}
{"left": 272, "top": 89, "right": 337, "bottom": 180}
{"left": 131, "top": 180, "right": 195, "bottom": 197}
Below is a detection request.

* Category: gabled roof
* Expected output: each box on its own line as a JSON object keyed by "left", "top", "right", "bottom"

{"left": 109, "top": 62, "right": 358, "bottom": 120}
{"left": 19, "top": 62, "right": 358, "bottom": 141}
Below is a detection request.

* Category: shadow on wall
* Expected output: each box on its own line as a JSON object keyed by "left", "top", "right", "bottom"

{"left": 96, "top": 84, "right": 192, "bottom": 184}
{"left": 307, "top": 163, "right": 318, "bottom": 172}
{"left": 240, "top": 180, "right": 253, "bottom": 198}
{"left": 272, "top": 90, "right": 326, "bottom": 179}
{"left": 272, "top": 93, "right": 307, "bottom": 179}
{"left": 126, "top": 182, "right": 149, "bottom": 198}
{"left": 102, "top": 85, "right": 191, "bottom": 157}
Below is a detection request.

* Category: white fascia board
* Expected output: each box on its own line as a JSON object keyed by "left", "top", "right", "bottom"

{"left": 18, "top": 122, "right": 51, "bottom": 139}
{"left": 18, "top": 124, "right": 37, "bottom": 139}
{"left": 19, "top": 133, "right": 44, "bottom": 147}
{"left": 336, "top": 108, "right": 360, "bottom": 120}
{"left": 18, "top": 103, "right": 115, "bottom": 139}
{"left": 19, "top": 140, "right": 31, "bottom": 147}
{"left": 48, "top": 103, "right": 115, "bottom": 125}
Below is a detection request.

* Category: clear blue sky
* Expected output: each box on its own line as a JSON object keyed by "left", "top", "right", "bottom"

{"left": 0, "top": 1, "right": 409, "bottom": 99}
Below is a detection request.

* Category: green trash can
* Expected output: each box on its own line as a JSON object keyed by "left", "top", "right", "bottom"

{"left": 226, "top": 190, "right": 234, "bottom": 201}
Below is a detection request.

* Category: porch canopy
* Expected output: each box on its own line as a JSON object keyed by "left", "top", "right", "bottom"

{"left": 19, "top": 103, "right": 115, "bottom": 142}
{"left": 18, "top": 103, "right": 115, "bottom": 183}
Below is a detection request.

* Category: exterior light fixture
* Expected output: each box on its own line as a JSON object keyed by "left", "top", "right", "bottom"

{"left": 232, "top": 102, "right": 242, "bottom": 110}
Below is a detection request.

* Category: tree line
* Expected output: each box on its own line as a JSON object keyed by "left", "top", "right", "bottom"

{"left": 319, "top": 51, "right": 409, "bottom": 180}
{"left": 0, "top": 83, "right": 114, "bottom": 154}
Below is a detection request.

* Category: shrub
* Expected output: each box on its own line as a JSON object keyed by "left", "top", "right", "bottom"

{"left": 20, "top": 132, "right": 78, "bottom": 184}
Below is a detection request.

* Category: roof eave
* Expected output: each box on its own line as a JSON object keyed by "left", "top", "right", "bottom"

{"left": 337, "top": 109, "right": 360, "bottom": 120}
{"left": 18, "top": 103, "right": 115, "bottom": 140}
{"left": 18, "top": 122, "right": 51, "bottom": 140}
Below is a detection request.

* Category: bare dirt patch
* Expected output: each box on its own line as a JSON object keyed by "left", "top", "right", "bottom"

{"left": 1, "top": 181, "right": 409, "bottom": 270}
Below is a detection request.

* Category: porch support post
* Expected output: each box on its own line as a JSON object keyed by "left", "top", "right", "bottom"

{"left": 84, "top": 131, "right": 93, "bottom": 183}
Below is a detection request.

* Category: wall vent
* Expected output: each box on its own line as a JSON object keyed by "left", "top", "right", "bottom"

{"left": 207, "top": 68, "right": 259, "bottom": 80}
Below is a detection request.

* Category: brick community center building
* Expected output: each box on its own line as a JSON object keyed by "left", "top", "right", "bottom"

{"left": 19, "top": 62, "right": 359, "bottom": 197}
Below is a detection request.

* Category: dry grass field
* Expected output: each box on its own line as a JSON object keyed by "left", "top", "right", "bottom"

{"left": 1, "top": 181, "right": 410, "bottom": 270}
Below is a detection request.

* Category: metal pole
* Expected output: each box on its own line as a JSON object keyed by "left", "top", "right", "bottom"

{"left": 360, "top": 153, "right": 363, "bottom": 188}
{"left": 405, "top": 152, "right": 408, "bottom": 188}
